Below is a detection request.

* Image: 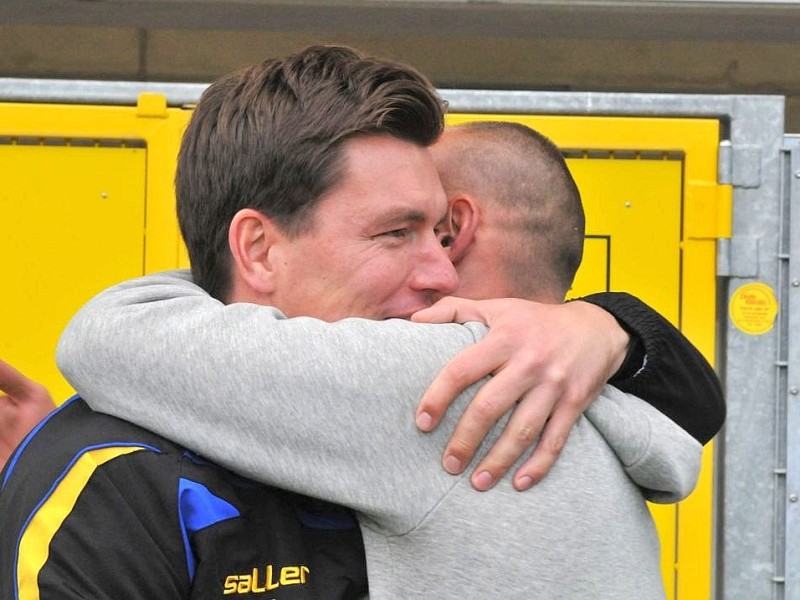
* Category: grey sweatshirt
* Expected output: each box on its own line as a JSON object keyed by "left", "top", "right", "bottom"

{"left": 57, "top": 270, "right": 701, "bottom": 599}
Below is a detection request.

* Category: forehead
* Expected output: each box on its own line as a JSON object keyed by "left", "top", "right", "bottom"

{"left": 315, "top": 134, "right": 447, "bottom": 225}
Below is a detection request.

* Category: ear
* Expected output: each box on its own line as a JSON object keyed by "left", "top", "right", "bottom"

{"left": 228, "top": 208, "right": 283, "bottom": 296}
{"left": 447, "top": 195, "right": 480, "bottom": 264}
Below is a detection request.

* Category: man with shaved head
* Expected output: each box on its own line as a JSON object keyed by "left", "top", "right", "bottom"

{"left": 431, "top": 120, "right": 585, "bottom": 303}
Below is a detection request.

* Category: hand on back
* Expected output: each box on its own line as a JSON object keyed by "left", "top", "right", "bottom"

{"left": 412, "top": 297, "right": 628, "bottom": 491}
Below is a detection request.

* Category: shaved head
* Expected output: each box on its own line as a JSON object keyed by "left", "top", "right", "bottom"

{"left": 432, "top": 121, "right": 585, "bottom": 301}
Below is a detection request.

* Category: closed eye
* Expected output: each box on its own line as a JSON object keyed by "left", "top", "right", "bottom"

{"left": 379, "top": 229, "right": 409, "bottom": 239}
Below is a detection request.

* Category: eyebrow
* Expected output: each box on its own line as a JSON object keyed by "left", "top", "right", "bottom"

{"left": 373, "top": 210, "right": 428, "bottom": 229}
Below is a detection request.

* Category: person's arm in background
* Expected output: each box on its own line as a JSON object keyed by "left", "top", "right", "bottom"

{"left": 0, "top": 359, "right": 55, "bottom": 470}
{"left": 57, "top": 271, "right": 701, "bottom": 517}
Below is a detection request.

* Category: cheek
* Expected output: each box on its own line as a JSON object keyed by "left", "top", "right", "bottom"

{"left": 337, "top": 248, "right": 419, "bottom": 310}
{"left": 374, "top": 263, "right": 415, "bottom": 298}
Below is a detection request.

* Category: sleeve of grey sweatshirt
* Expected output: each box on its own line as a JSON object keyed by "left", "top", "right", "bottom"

{"left": 57, "top": 270, "right": 701, "bottom": 529}
{"left": 586, "top": 385, "right": 701, "bottom": 503}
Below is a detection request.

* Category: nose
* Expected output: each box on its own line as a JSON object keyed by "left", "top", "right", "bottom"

{"left": 411, "top": 236, "right": 458, "bottom": 296}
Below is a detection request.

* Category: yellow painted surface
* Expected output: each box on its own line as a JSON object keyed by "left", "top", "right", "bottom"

{"left": 0, "top": 142, "right": 146, "bottom": 401}
{"left": 0, "top": 100, "right": 191, "bottom": 400}
{"left": 448, "top": 113, "right": 723, "bottom": 599}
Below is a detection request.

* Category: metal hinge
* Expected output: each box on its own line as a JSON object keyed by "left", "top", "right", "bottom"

{"left": 685, "top": 179, "right": 733, "bottom": 240}
{"left": 718, "top": 140, "right": 762, "bottom": 189}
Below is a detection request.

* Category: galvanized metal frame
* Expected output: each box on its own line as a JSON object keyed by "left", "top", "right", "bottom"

{"left": 783, "top": 135, "right": 800, "bottom": 600}
{"left": 0, "top": 78, "right": 789, "bottom": 600}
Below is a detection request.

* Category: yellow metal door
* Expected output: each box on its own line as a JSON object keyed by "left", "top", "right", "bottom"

{"left": 0, "top": 99, "right": 191, "bottom": 400}
{"left": 0, "top": 141, "right": 146, "bottom": 401}
{"left": 447, "top": 113, "right": 728, "bottom": 600}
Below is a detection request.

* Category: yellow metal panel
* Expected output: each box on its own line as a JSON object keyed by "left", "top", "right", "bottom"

{"left": 0, "top": 100, "right": 191, "bottom": 400}
{"left": 447, "top": 113, "right": 722, "bottom": 600}
{"left": 0, "top": 101, "right": 191, "bottom": 273}
{"left": 686, "top": 180, "right": 733, "bottom": 239}
{"left": 677, "top": 237, "right": 719, "bottom": 598}
{"left": 136, "top": 93, "right": 168, "bottom": 118}
{"left": 577, "top": 237, "right": 610, "bottom": 295}
{"left": 569, "top": 156, "right": 683, "bottom": 320}
{"left": 0, "top": 142, "right": 146, "bottom": 401}
{"left": 568, "top": 155, "right": 683, "bottom": 595}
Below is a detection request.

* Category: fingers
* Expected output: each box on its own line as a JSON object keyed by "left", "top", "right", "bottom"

{"left": 410, "top": 300, "right": 458, "bottom": 324}
{"left": 510, "top": 399, "right": 581, "bottom": 490}
{"left": 436, "top": 361, "right": 544, "bottom": 481}
{"left": 413, "top": 297, "right": 619, "bottom": 493}
{"left": 438, "top": 380, "right": 509, "bottom": 477}
{"left": 416, "top": 341, "right": 498, "bottom": 432}
{"left": 467, "top": 382, "right": 557, "bottom": 491}
{"left": 411, "top": 296, "right": 487, "bottom": 325}
{"left": 0, "top": 360, "right": 55, "bottom": 470}
{"left": 0, "top": 359, "right": 35, "bottom": 400}
{"left": 0, "top": 359, "right": 55, "bottom": 414}
{"left": 466, "top": 385, "right": 584, "bottom": 492}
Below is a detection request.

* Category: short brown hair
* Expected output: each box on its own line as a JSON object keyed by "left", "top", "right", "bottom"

{"left": 177, "top": 45, "right": 446, "bottom": 300}
{"left": 437, "top": 121, "right": 585, "bottom": 299}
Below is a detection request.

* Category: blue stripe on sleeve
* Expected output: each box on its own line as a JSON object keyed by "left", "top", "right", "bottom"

{"left": 178, "top": 477, "right": 240, "bottom": 581}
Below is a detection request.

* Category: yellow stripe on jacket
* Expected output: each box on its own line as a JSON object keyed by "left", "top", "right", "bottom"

{"left": 17, "top": 445, "right": 148, "bottom": 600}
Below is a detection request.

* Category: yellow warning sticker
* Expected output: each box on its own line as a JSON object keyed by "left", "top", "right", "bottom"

{"left": 729, "top": 282, "right": 778, "bottom": 335}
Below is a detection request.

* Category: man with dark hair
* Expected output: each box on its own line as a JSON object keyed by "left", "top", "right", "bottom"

{"left": 176, "top": 46, "right": 448, "bottom": 302}
{"left": 3, "top": 45, "right": 456, "bottom": 600}
{"left": 2, "top": 46, "right": 719, "bottom": 598}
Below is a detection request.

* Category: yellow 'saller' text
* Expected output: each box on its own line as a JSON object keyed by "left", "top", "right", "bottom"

{"left": 223, "top": 565, "right": 310, "bottom": 595}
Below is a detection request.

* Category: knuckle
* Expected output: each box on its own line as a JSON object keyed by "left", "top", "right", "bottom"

{"left": 484, "top": 445, "right": 518, "bottom": 472}
{"left": 469, "top": 396, "right": 501, "bottom": 422}
{"left": 492, "top": 453, "right": 517, "bottom": 472}
{"left": 449, "top": 438, "right": 476, "bottom": 459}
{"left": 544, "top": 366, "right": 569, "bottom": 387}
{"left": 517, "top": 347, "right": 546, "bottom": 371}
{"left": 513, "top": 423, "right": 539, "bottom": 446}
{"left": 443, "top": 362, "right": 475, "bottom": 389}
{"left": 559, "top": 390, "right": 584, "bottom": 411}
{"left": 542, "top": 433, "right": 567, "bottom": 455}
{"left": 452, "top": 434, "right": 474, "bottom": 451}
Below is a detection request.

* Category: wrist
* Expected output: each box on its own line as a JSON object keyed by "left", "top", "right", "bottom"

{"left": 569, "top": 299, "right": 630, "bottom": 379}
{"left": 606, "top": 311, "right": 630, "bottom": 378}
